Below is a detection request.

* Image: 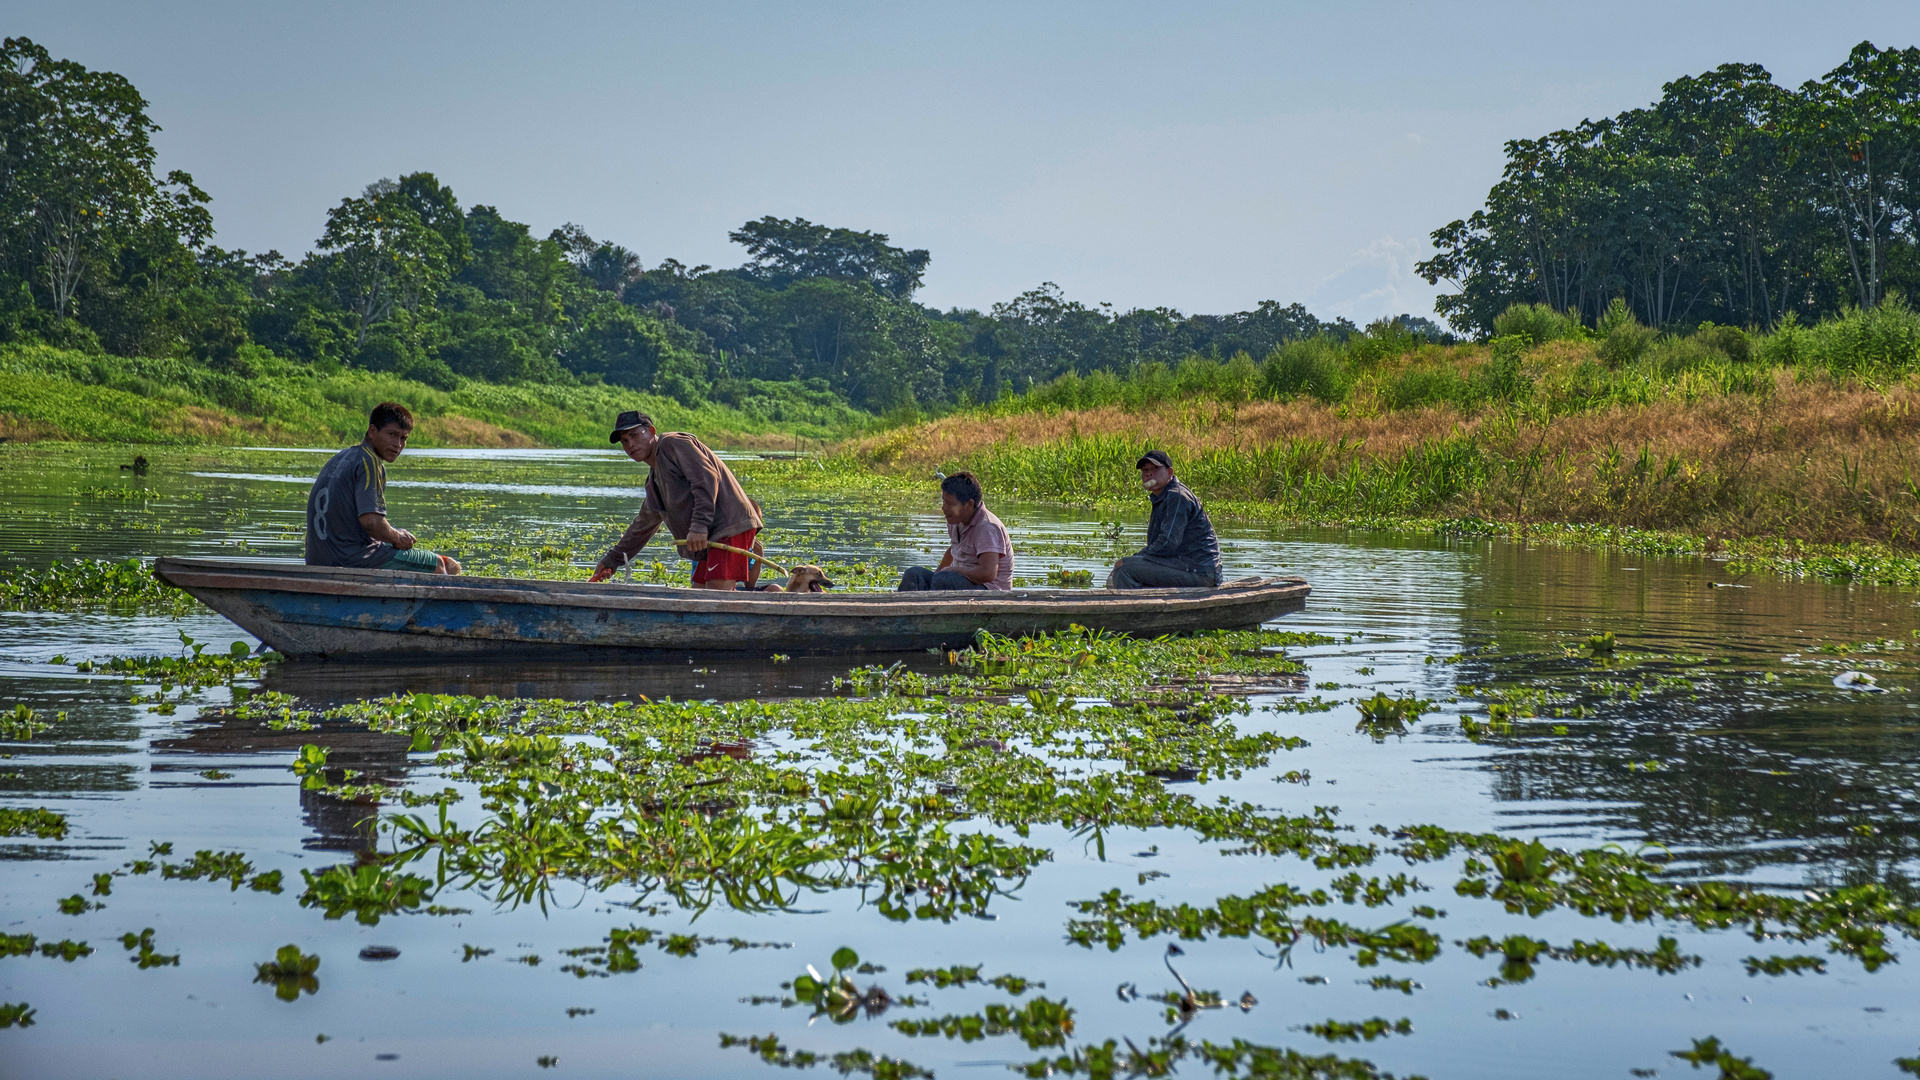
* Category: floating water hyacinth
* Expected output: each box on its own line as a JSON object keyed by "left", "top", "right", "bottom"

{"left": 253, "top": 945, "right": 320, "bottom": 1002}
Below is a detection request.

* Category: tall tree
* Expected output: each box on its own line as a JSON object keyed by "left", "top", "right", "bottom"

{"left": 315, "top": 181, "right": 450, "bottom": 346}
{"left": 1790, "top": 42, "right": 1920, "bottom": 309}
{"left": 730, "top": 216, "right": 930, "bottom": 299}
{"left": 0, "top": 36, "right": 210, "bottom": 324}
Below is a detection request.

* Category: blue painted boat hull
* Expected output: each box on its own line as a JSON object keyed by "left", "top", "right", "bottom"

{"left": 154, "top": 557, "right": 1311, "bottom": 660}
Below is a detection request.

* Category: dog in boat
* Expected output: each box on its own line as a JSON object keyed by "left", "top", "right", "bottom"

{"left": 742, "top": 558, "right": 835, "bottom": 593}
{"left": 778, "top": 565, "right": 835, "bottom": 592}
{"left": 741, "top": 534, "right": 834, "bottom": 592}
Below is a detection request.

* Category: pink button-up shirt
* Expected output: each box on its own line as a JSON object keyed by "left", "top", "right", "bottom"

{"left": 948, "top": 504, "right": 1014, "bottom": 591}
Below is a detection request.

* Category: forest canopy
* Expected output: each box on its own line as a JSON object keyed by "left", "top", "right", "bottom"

{"left": 1419, "top": 41, "right": 1920, "bottom": 336}
{"left": 0, "top": 35, "right": 1391, "bottom": 416}
{"left": 25, "top": 36, "right": 1911, "bottom": 409}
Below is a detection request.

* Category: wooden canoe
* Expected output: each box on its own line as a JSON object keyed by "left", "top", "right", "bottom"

{"left": 153, "top": 556, "right": 1311, "bottom": 660}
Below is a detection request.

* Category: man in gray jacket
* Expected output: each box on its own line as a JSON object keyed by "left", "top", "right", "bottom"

{"left": 1107, "top": 449, "right": 1223, "bottom": 589}
{"left": 589, "top": 412, "right": 764, "bottom": 590}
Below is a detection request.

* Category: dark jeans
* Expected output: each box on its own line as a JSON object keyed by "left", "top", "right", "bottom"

{"left": 897, "top": 566, "right": 987, "bottom": 591}
{"left": 1107, "top": 555, "right": 1218, "bottom": 590}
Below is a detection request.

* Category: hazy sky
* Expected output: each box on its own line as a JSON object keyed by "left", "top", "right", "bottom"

{"left": 12, "top": 2, "right": 1920, "bottom": 321}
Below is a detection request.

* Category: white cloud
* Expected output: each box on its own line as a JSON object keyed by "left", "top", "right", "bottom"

{"left": 1307, "top": 237, "right": 1439, "bottom": 324}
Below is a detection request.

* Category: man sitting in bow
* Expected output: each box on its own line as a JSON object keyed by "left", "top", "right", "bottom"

{"left": 304, "top": 402, "right": 461, "bottom": 575}
{"left": 1107, "top": 450, "right": 1222, "bottom": 589}
{"left": 589, "top": 411, "right": 763, "bottom": 591}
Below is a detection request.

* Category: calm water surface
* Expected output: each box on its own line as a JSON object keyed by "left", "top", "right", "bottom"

{"left": 2, "top": 444, "right": 1918, "bottom": 1078}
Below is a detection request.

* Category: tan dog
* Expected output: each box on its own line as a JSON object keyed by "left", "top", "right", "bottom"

{"left": 783, "top": 565, "right": 836, "bottom": 592}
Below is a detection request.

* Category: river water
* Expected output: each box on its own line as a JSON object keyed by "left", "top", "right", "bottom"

{"left": 2, "top": 444, "right": 1918, "bottom": 1079}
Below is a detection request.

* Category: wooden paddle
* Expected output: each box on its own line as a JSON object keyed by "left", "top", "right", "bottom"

{"left": 675, "top": 539, "right": 789, "bottom": 577}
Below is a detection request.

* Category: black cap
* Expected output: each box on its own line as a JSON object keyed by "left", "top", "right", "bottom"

{"left": 608, "top": 411, "right": 653, "bottom": 443}
{"left": 1135, "top": 449, "right": 1172, "bottom": 470}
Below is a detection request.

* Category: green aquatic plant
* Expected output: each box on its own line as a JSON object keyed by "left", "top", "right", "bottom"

{"left": 297, "top": 864, "right": 432, "bottom": 925}
{"left": 119, "top": 928, "right": 178, "bottom": 968}
{"left": 0, "top": 557, "right": 193, "bottom": 613}
{"left": 1012, "top": 1031, "right": 1403, "bottom": 1080}
{"left": 254, "top": 944, "right": 321, "bottom": 1001}
{"left": 1671, "top": 1036, "right": 1771, "bottom": 1079}
{"left": 1301, "top": 1017, "right": 1413, "bottom": 1043}
{"left": 1353, "top": 694, "right": 1433, "bottom": 740}
{"left": 74, "top": 635, "right": 275, "bottom": 687}
{"left": 0, "top": 807, "right": 67, "bottom": 839}
{"left": 718, "top": 1033, "right": 933, "bottom": 1079}
{"left": 75, "top": 619, "right": 1920, "bottom": 1079}
{"left": 0, "top": 704, "right": 52, "bottom": 741}
{"left": 902, "top": 965, "right": 1044, "bottom": 995}
{"left": 1586, "top": 630, "right": 1617, "bottom": 655}
{"left": 1489, "top": 839, "right": 1554, "bottom": 884}
{"left": 288, "top": 744, "right": 329, "bottom": 788}
{"left": 38, "top": 939, "right": 92, "bottom": 961}
{"left": 0, "top": 1002, "right": 34, "bottom": 1028}
{"left": 1461, "top": 934, "right": 1549, "bottom": 983}
{"left": 159, "top": 849, "right": 255, "bottom": 890}
{"left": 1743, "top": 954, "right": 1825, "bottom": 976}
{"left": 1362, "top": 975, "right": 1419, "bottom": 994}
{"left": 891, "top": 996, "right": 1076, "bottom": 1049}
{"left": 777, "top": 948, "right": 907, "bottom": 1025}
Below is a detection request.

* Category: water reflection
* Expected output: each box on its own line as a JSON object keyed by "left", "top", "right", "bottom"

{"left": 260, "top": 652, "right": 952, "bottom": 705}
{"left": 149, "top": 716, "right": 411, "bottom": 853}
{"left": 9, "top": 443, "right": 1920, "bottom": 1078}
{"left": 1445, "top": 540, "right": 1920, "bottom": 884}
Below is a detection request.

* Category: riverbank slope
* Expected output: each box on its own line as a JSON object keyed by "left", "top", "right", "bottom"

{"left": 835, "top": 330, "right": 1920, "bottom": 582}
{"left": 0, "top": 344, "right": 862, "bottom": 449}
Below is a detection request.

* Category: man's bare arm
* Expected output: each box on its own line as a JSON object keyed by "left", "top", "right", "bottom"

{"left": 590, "top": 510, "right": 663, "bottom": 582}
{"left": 955, "top": 551, "right": 999, "bottom": 584}
{"left": 360, "top": 512, "right": 415, "bottom": 550}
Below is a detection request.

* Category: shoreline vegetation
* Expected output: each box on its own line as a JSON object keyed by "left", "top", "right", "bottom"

{"left": 20, "top": 300, "right": 1920, "bottom": 587}
{"left": 831, "top": 300, "right": 1920, "bottom": 586}
{"left": 15, "top": 38, "right": 1920, "bottom": 582}
{"left": 0, "top": 343, "right": 857, "bottom": 450}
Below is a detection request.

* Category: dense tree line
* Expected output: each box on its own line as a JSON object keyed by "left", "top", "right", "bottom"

{"left": 1, "top": 36, "right": 1401, "bottom": 415}
{"left": 1420, "top": 41, "right": 1920, "bottom": 336}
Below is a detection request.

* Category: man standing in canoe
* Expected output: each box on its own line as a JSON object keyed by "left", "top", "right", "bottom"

{"left": 590, "top": 411, "right": 764, "bottom": 590}
{"left": 304, "top": 402, "right": 462, "bottom": 575}
{"left": 896, "top": 471, "right": 1013, "bottom": 591}
{"left": 1106, "top": 449, "right": 1222, "bottom": 589}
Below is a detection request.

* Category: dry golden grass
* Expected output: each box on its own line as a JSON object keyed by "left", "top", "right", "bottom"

{"left": 847, "top": 400, "right": 1475, "bottom": 469}
{"left": 414, "top": 415, "right": 538, "bottom": 448}
{"left": 700, "top": 429, "right": 833, "bottom": 453}
{"left": 844, "top": 370, "right": 1920, "bottom": 547}
{"left": 0, "top": 412, "right": 67, "bottom": 442}
{"left": 153, "top": 406, "right": 303, "bottom": 444}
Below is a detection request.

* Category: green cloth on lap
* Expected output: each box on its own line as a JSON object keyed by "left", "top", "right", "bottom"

{"left": 379, "top": 547, "right": 444, "bottom": 573}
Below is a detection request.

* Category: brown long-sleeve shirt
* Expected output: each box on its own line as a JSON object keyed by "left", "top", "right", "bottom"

{"left": 596, "top": 433, "right": 762, "bottom": 572}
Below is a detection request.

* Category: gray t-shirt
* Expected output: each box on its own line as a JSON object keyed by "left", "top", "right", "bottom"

{"left": 304, "top": 442, "right": 394, "bottom": 568}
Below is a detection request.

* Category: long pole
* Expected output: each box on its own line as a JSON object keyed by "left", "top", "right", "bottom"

{"left": 674, "top": 540, "right": 789, "bottom": 577}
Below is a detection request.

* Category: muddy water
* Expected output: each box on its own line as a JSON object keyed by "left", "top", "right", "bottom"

{"left": 3, "top": 444, "right": 1919, "bottom": 1078}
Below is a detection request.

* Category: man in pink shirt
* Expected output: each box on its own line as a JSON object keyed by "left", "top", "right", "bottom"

{"left": 896, "top": 471, "right": 1014, "bottom": 591}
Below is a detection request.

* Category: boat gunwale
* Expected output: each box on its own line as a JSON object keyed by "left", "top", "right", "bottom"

{"left": 153, "top": 556, "right": 1308, "bottom": 619}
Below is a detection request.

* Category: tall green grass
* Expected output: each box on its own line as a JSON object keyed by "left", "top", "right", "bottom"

{"left": 976, "top": 299, "right": 1920, "bottom": 425}
{"left": 981, "top": 430, "right": 1492, "bottom": 517}
{"left": 0, "top": 344, "right": 868, "bottom": 446}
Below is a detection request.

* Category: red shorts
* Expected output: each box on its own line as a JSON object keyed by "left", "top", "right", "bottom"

{"left": 690, "top": 528, "right": 758, "bottom": 584}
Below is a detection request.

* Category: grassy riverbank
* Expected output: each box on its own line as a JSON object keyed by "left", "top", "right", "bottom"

{"left": 0, "top": 344, "right": 864, "bottom": 449}
{"left": 834, "top": 304, "right": 1920, "bottom": 585}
